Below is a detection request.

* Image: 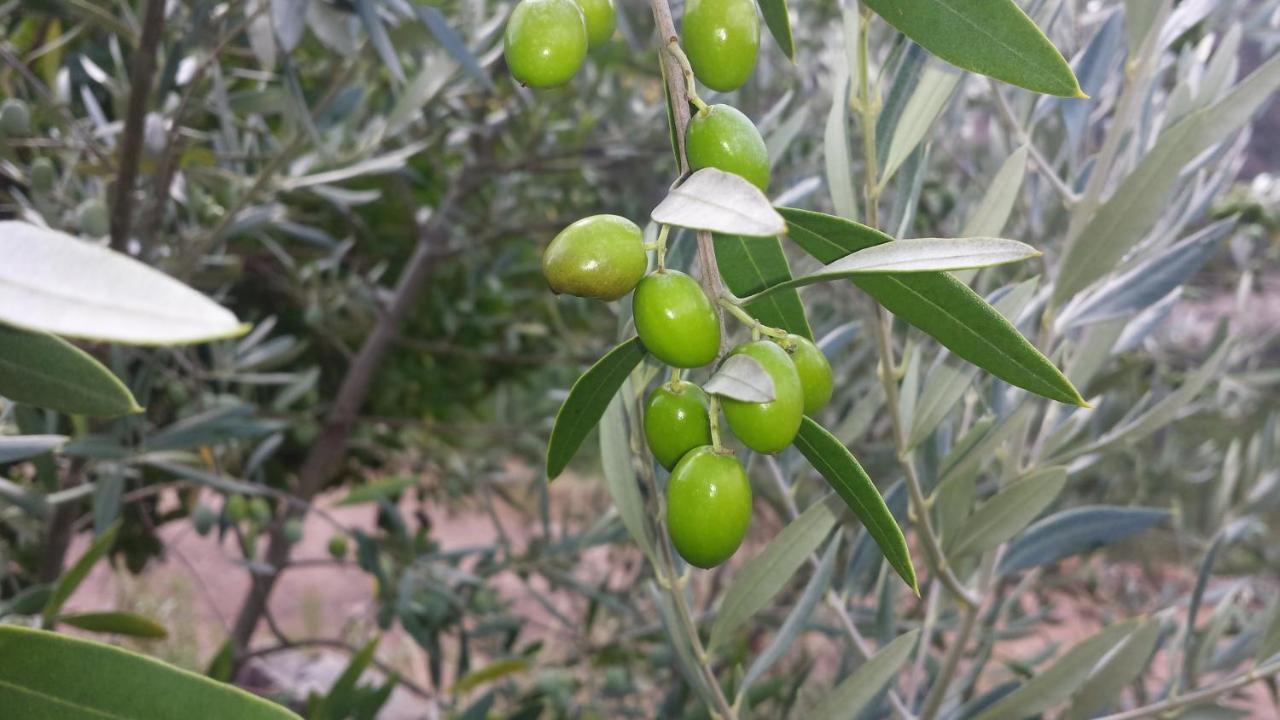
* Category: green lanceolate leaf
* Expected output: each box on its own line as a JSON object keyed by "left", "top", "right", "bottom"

{"left": 750, "top": 237, "right": 1040, "bottom": 298}
{"left": 756, "top": 0, "right": 794, "bottom": 61}
{"left": 713, "top": 234, "right": 814, "bottom": 340}
{"left": 599, "top": 389, "right": 656, "bottom": 563}
{"left": 0, "top": 324, "right": 141, "bottom": 417}
{"left": 792, "top": 417, "right": 918, "bottom": 592}
{"left": 809, "top": 629, "right": 920, "bottom": 720}
{"left": 1055, "top": 53, "right": 1280, "bottom": 304}
{"left": 1064, "top": 617, "right": 1162, "bottom": 720}
{"left": 58, "top": 611, "right": 168, "bottom": 639}
{"left": 947, "top": 467, "right": 1067, "bottom": 560}
{"left": 0, "top": 625, "right": 300, "bottom": 719}
{"left": 43, "top": 520, "right": 121, "bottom": 627}
{"left": 336, "top": 476, "right": 418, "bottom": 506}
{"left": 546, "top": 337, "right": 646, "bottom": 480}
{"left": 708, "top": 496, "right": 840, "bottom": 652}
{"left": 862, "top": 0, "right": 1083, "bottom": 97}
{"left": 0, "top": 435, "right": 68, "bottom": 463}
{"left": 780, "top": 208, "right": 1085, "bottom": 406}
{"left": 1000, "top": 506, "right": 1169, "bottom": 576}
{"left": 976, "top": 620, "right": 1142, "bottom": 720}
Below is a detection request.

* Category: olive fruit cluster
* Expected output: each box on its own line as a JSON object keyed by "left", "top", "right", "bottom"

{"left": 504, "top": 0, "right": 616, "bottom": 88}
{"left": 541, "top": 211, "right": 833, "bottom": 569}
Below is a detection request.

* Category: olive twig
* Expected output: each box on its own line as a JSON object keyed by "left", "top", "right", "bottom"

{"left": 656, "top": 223, "right": 671, "bottom": 270}
{"left": 709, "top": 395, "right": 723, "bottom": 451}
{"left": 717, "top": 297, "right": 789, "bottom": 340}
{"left": 666, "top": 40, "right": 710, "bottom": 115}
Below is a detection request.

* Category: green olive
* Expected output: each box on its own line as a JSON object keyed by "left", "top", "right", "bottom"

{"left": 686, "top": 104, "right": 770, "bottom": 192}
{"left": 575, "top": 0, "right": 616, "bottom": 48}
{"left": 29, "top": 158, "right": 56, "bottom": 193}
{"left": 666, "top": 446, "right": 752, "bottom": 568}
{"left": 785, "top": 334, "right": 833, "bottom": 415}
{"left": 543, "top": 215, "right": 646, "bottom": 301}
{"left": 283, "top": 519, "right": 304, "bottom": 545}
{"left": 681, "top": 0, "right": 759, "bottom": 92}
{"left": 644, "top": 382, "right": 712, "bottom": 470}
{"left": 0, "top": 99, "right": 30, "bottom": 136}
{"left": 225, "top": 495, "right": 248, "bottom": 523}
{"left": 632, "top": 269, "right": 720, "bottom": 368}
{"left": 721, "top": 340, "right": 803, "bottom": 453}
{"left": 504, "top": 0, "right": 588, "bottom": 88}
{"left": 328, "top": 534, "right": 349, "bottom": 560}
{"left": 192, "top": 503, "right": 217, "bottom": 536}
{"left": 248, "top": 497, "right": 272, "bottom": 524}
{"left": 77, "top": 199, "right": 109, "bottom": 237}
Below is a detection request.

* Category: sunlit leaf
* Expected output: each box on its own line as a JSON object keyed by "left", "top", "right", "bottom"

{"left": 751, "top": 237, "right": 1040, "bottom": 300}
{"left": 781, "top": 209, "right": 1084, "bottom": 406}
{"left": 0, "top": 222, "right": 246, "bottom": 345}
{"left": 703, "top": 354, "right": 775, "bottom": 403}
{"left": 651, "top": 169, "right": 786, "bottom": 237}
{"left": 881, "top": 62, "right": 961, "bottom": 186}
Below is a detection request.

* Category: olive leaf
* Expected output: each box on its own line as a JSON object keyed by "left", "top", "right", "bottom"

{"left": 809, "top": 629, "right": 921, "bottom": 720}
{"left": 755, "top": 0, "right": 794, "bottom": 61}
{"left": 546, "top": 337, "right": 646, "bottom": 480}
{"left": 43, "top": 520, "right": 121, "bottom": 627}
{"left": 749, "top": 237, "right": 1041, "bottom": 300}
{"left": 862, "top": 0, "right": 1083, "bottom": 97}
{"left": 946, "top": 466, "right": 1068, "bottom": 560}
{"left": 781, "top": 208, "right": 1085, "bottom": 407}
{"left": 58, "top": 611, "right": 168, "bottom": 639}
{"left": 0, "top": 221, "right": 247, "bottom": 345}
{"left": 0, "top": 435, "right": 69, "bottom": 463}
{"left": 0, "top": 324, "right": 142, "bottom": 417}
{"left": 0, "top": 625, "right": 300, "bottom": 719}
{"left": 650, "top": 168, "right": 786, "bottom": 237}
{"left": 713, "top": 234, "right": 814, "bottom": 340}
{"left": 999, "top": 506, "right": 1169, "bottom": 576}
{"left": 703, "top": 353, "right": 775, "bottom": 403}
{"left": 792, "top": 417, "right": 918, "bottom": 593}
{"left": 708, "top": 495, "right": 840, "bottom": 652}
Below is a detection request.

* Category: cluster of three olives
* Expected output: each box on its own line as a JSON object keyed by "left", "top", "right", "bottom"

{"left": 633, "top": 271, "right": 831, "bottom": 569}
{"left": 504, "top": 0, "right": 616, "bottom": 88}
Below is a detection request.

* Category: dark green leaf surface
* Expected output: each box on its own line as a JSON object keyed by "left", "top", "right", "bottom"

{"left": 713, "top": 234, "right": 813, "bottom": 340}
{"left": 546, "top": 337, "right": 646, "bottom": 480}
{"left": 58, "top": 611, "right": 168, "bottom": 639}
{"left": 793, "top": 417, "right": 918, "bottom": 593}
{"left": 780, "top": 208, "right": 1085, "bottom": 406}
{"left": 0, "top": 625, "right": 300, "bottom": 719}
{"left": 863, "top": 0, "right": 1083, "bottom": 97}
{"left": 999, "top": 506, "right": 1169, "bottom": 576}
{"left": 756, "top": 0, "right": 795, "bottom": 61}
{"left": 43, "top": 521, "right": 120, "bottom": 626}
{"left": 0, "top": 324, "right": 141, "bottom": 417}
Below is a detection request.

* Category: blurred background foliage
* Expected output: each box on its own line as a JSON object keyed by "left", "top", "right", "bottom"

{"left": 1, "top": 0, "right": 1279, "bottom": 718}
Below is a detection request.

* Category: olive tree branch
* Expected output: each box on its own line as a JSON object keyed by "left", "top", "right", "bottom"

{"left": 109, "top": 0, "right": 166, "bottom": 251}
{"left": 852, "top": 4, "right": 979, "bottom": 611}
{"left": 1094, "top": 657, "right": 1280, "bottom": 720}
{"left": 648, "top": 0, "right": 728, "bottom": 352}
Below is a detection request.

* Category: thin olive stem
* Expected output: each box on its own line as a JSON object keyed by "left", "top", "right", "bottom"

{"left": 656, "top": 224, "right": 671, "bottom": 270}
{"left": 670, "top": 367, "right": 683, "bottom": 386}
{"left": 666, "top": 40, "right": 710, "bottom": 115}
{"left": 709, "top": 395, "right": 723, "bottom": 451}
{"left": 853, "top": 4, "right": 978, "bottom": 610}
{"left": 1094, "top": 657, "right": 1280, "bottom": 720}
{"left": 717, "top": 297, "right": 789, "bottom": 339}
{"left": 987, "top": 79, "right": 1080, "bottom": 204}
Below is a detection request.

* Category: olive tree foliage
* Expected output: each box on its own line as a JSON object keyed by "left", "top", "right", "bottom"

{"left": 0, "top": 0, "right": 1276, "bottom": 718}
